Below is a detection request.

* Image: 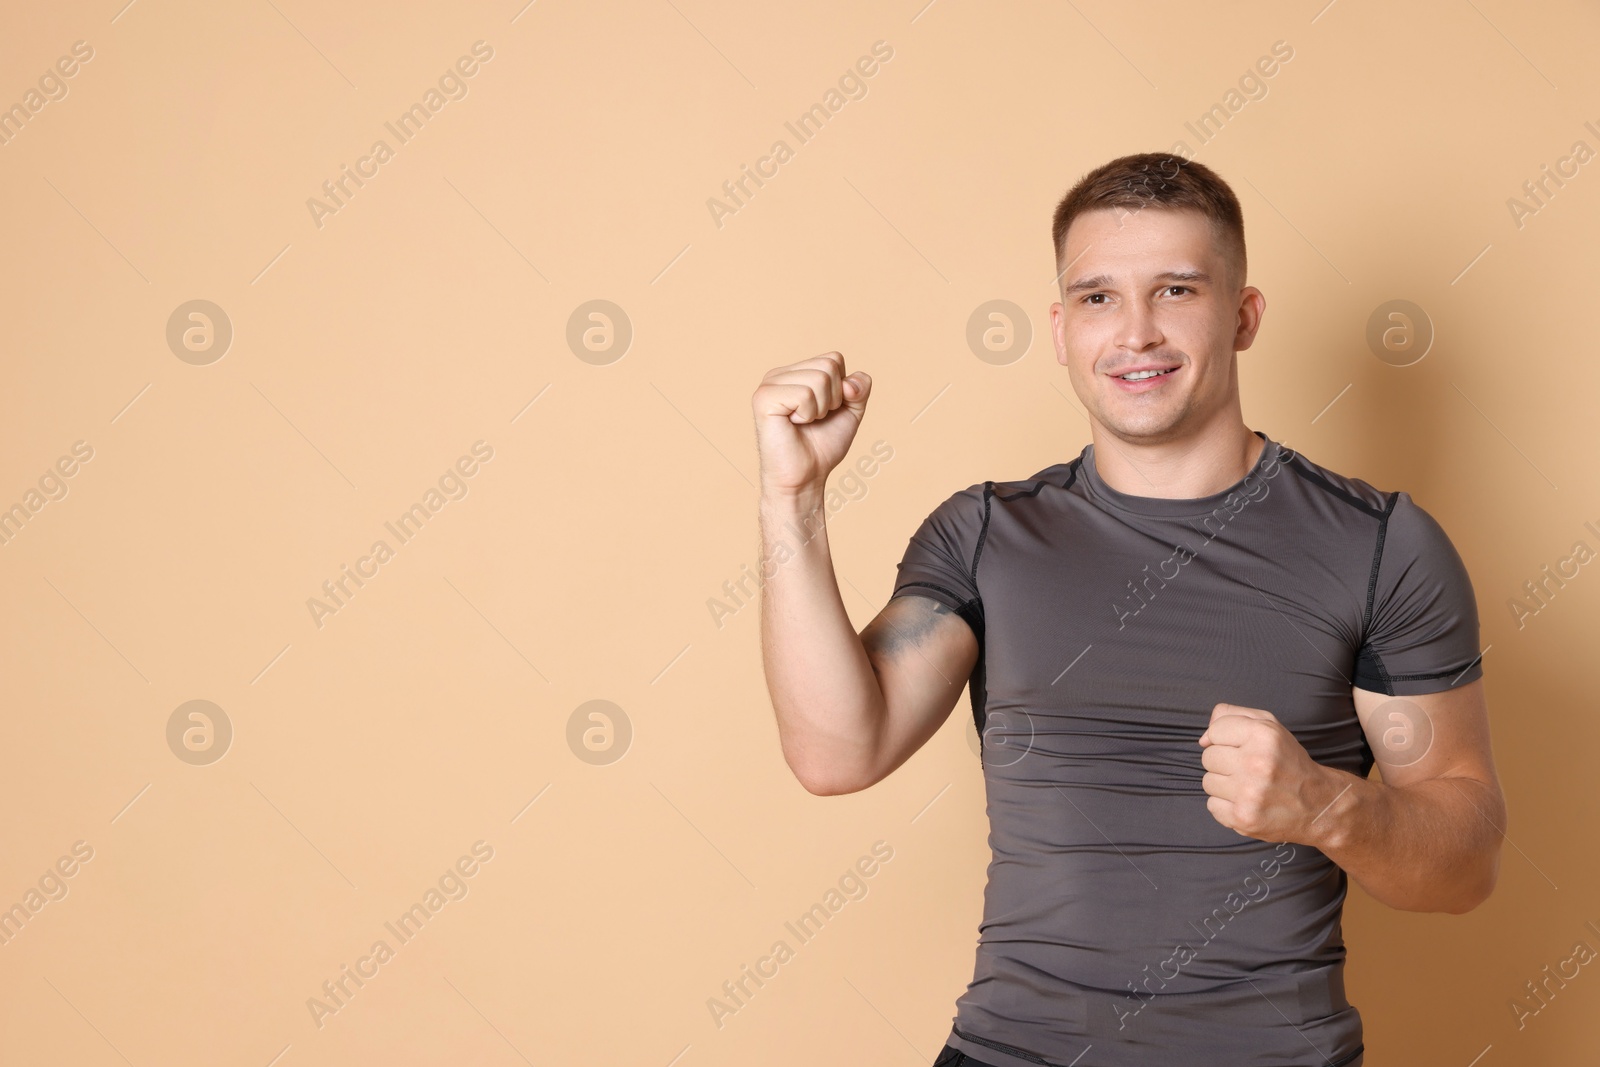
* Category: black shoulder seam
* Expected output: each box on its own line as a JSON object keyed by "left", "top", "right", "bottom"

{"left": 970, "top": 481, "right": 995, "bottom": 586}
{"left": 1060, "top": 455, "right": 1081, "bottom": 493}
{"left": 1361, "top": 491, "right": 1403, "bottom": 642}
{"left": 993, "top": 483, "right": 1047, "bottom": 502}
{"left": 1287, "top": 454, "right": 1386, "bottom": 519}
{"left": 995, "top": 455, "right": 1081, "bottom": 502}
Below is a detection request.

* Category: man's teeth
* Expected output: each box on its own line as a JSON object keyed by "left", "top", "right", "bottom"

{"left": 1120, "top": 368, "right": 1175, "bottom": 381}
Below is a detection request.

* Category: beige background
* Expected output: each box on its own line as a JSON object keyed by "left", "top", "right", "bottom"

{"left": 0, "top": 1, "right": 1595, "bottom": 1064}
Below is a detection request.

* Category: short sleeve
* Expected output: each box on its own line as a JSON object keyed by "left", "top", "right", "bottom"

{"left": 1353, "top": 493, "right": 1483, "bottom": 695}
{"left": 889, "top": 482, "right": 990, "bottom": 624}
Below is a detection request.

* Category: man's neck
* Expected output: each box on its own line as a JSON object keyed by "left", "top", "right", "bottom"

{"left": 1090, "top": 417, "right": 1264, "bottom": 501}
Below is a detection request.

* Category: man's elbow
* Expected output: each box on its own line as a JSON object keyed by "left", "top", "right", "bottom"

{"left": 781, "top": 736, "right": 882, "bottom": 796}
{"left": 785, "top": 755, "right": 872, "bottom": 797}
{"left": 795, "top": 765, "right": 874, "bottom": 796}
{"left": 801, "top": 776, "right": 863, "bottom": 797}
{"left": 1442, "top": 852, "right": 1502, "bottom": 915}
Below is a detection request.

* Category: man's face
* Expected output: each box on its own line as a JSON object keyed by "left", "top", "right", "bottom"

{"left": 1049, "top": 206, "right": 1264, "bottom": 446}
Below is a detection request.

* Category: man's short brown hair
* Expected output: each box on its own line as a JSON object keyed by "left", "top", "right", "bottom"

{"left": 1051, "top": 153, "right": 1247, "bottom": 291}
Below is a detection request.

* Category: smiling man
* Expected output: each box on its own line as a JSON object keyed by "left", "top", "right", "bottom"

{"left": 750, "top": 153, "right": 1506, "bottom": 1067}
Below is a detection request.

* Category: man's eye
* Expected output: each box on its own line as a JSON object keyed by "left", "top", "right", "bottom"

{"left": 1083, "top": 293, "right": 1106, "bottom": 305}
{"left": 1167, "top": 286, "right": 1191, "bottom": 296}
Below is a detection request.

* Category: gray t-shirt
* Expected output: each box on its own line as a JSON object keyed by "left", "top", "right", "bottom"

{"left": 891, "top": 431, "right": 1482, "bottom": 1067}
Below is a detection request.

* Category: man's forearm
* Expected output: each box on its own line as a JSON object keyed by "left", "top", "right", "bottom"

{"left": 758, "top": 487, "right": 885, "bottom": 792}
{"left": 1308, "top": 767, "right": 1505, "bottom": 913}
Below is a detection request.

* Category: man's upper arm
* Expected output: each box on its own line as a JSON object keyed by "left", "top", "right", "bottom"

{"left": 849, "top": 483, "right": 989, "bottom": 787}
{"left": 1352, "top": 678, "right": 1500, "bottom": 794}
{"left": 1349, "top": 491, "right": 1502, "bottom": 806}
{"left": 857, "top": 594, "right": 979, "bottom": 786}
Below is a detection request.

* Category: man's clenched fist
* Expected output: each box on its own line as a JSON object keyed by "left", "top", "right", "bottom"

{"left": 751, "top": 352, "right": 872, "bottom": 495}
{"left": 1198, "top": 702, "right": 1347, "bottom": 847}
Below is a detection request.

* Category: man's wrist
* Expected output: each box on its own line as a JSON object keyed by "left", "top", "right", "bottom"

{"left": 759, "top": 481, "right": 828, "bottom": 516}
{"left": 758, "top": 483, "right": 834, "bottom": 564}
{"left": 1305, "top": 765, "right": 1372, "bottom": 855}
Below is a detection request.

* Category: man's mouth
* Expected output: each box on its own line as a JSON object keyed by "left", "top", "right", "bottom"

{"left": 1111, "top": 365, "right": 1181, "bottom": 381}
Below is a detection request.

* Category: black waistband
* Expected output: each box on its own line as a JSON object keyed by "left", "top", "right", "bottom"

{"left": 949, "top": 1023, "right": 1364, "bottom": 1067}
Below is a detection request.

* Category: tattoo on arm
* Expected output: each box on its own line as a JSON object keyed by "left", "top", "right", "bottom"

{"left": 866, "top": 596, "right": 954, "bottom": 660}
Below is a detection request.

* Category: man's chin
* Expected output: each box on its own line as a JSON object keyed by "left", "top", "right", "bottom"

{"left": 1095, "top": 408, "right": 1193, "bottom": 445}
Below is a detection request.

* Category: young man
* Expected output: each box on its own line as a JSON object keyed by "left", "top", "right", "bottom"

{"left": 750, "top": 153, "right": 1505, "bottom": 1067}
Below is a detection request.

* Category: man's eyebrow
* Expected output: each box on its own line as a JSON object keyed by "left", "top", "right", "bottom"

{"left": 1061, "top": 269, "right": 1211, "bottom": 295}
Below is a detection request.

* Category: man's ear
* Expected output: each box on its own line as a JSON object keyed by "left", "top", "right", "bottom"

{"left": 1050, "top": 301, "right": 1068, "bottom": 366}
{"left": 1233, "top": 286, "right": 1266, "bottom": 352}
